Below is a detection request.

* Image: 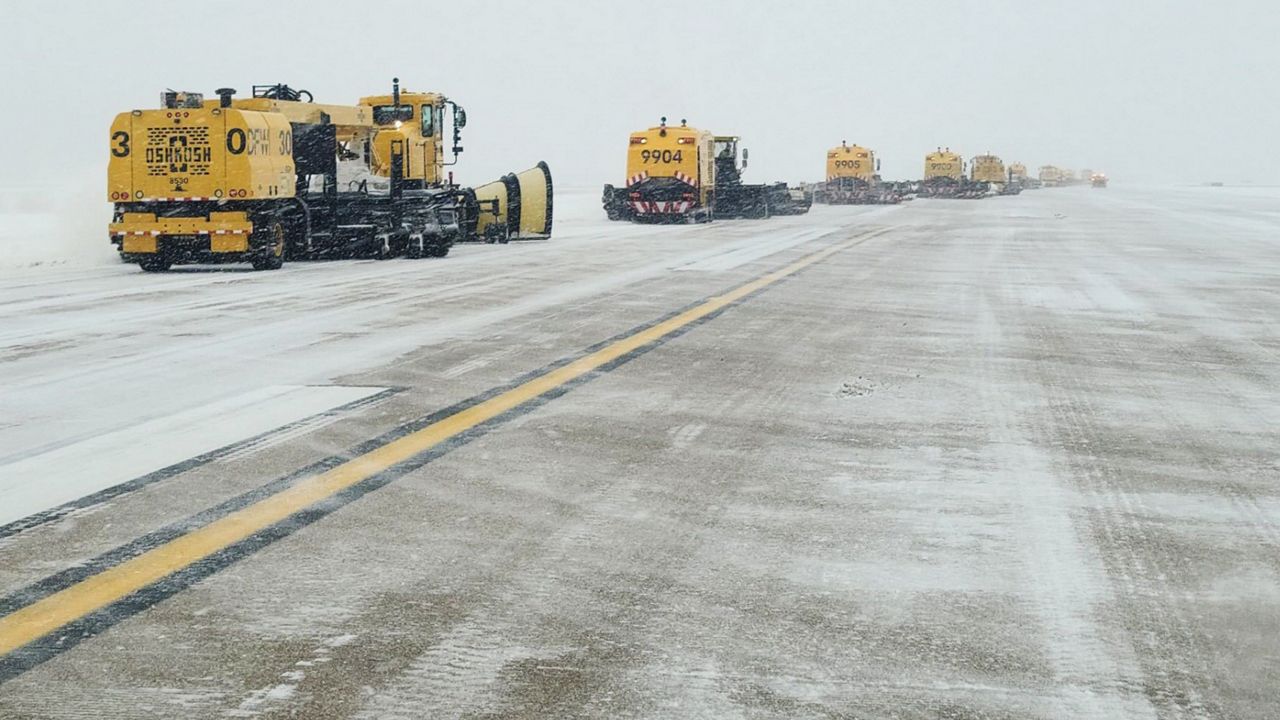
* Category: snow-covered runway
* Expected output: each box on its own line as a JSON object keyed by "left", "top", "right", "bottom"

{"left": 0, "top": 187, "right": 1277, "bottom": 718}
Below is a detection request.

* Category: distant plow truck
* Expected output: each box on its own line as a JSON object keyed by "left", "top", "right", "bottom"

{"left": 814, "top": 141, "right": 901, "bottom": 205}
{"left": 1009, "top": 162, "right": 1039, "bottom": 189}
{"left": 602, "top": 118, "right": 810, "bottom": 223}
{"left": 107, "top": 79, "right": 552, "bottom": 271}
{"left": 970, "top": 153, "right": 1020, "bottom": 196}
{"left": 918, "top": 147, "right": 985, "bottom": 199}
{"left": 1038, "top": 165, "right": 1065, "bottom": 187}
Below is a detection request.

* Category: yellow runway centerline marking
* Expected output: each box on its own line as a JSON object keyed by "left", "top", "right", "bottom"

{"left": 0, "top": 228, "right": 885, "bottom": 659}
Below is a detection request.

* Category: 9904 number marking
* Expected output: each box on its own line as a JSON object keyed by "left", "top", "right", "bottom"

{"left": 641, "top": 149, "right": 683, "bottom": 164}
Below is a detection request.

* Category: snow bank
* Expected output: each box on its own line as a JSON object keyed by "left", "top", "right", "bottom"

{"left": 0, "top": 174, "right": 118, "bottom": 270}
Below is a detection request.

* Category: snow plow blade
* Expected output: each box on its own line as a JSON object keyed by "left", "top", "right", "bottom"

{"left": 473, "top": 162, "right": 554, "bottom": 243}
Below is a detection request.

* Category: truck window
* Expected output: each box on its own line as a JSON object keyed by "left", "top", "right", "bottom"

{"left": 421, "top": 105, "right": 435, "bottom": 135}
{"left": 373, "top": 105, "right": 413, "bottom": 125}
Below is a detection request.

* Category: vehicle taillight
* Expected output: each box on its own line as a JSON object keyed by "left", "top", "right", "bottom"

{"left": 630, "top": 137, "right": 647, "bottom": 145}
{"left": 629, "top": 192, "right": 641, "bottom": 200}
{"left": 677, "top": 137, "right": 694, "bottom": 144}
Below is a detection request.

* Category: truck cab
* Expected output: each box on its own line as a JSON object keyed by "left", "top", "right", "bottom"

{"left": 359, "top": 80, "right": 465, "bottom": 188}
{"left": 713, "top": 136, "right": 746, "bottom": 187}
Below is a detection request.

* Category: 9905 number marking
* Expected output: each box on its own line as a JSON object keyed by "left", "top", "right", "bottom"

{"left": 641, "top": 149, "right": 683, "bottom": 164}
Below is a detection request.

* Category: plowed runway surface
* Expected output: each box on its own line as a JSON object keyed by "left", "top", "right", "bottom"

{"left": 1, "top": 187, "right": 1277, "bottom": 718}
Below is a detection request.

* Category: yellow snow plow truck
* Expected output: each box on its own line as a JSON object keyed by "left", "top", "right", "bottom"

{"left": 816, "top": 142, "right": 900, "bottom": 205}
{"left": 107, "top": 79, "right": 552, "bottom": 271}
{"left": 970, "top": 153, "right": 1020, "bottom": 195}
{"left": 602, "top": 118, "right": 809, "bottom": 223}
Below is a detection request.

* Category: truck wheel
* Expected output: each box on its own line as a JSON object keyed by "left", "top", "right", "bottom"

{"left": 282, "top": 212, "right": 307, "bottom": 259}
{"left": 251, "top": 222, "right": 286, "bottom": 271}
{"left": 139, "top": 257, "right": 171, "bottom": 272}
{"left": 428, "top": 242, "right": 451, "bottom": 258}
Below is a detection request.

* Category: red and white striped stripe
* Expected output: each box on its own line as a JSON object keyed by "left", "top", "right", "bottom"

{"left": 629, "top": 200, "right": 693, "bottom": 215}
{"left": 626, "top": 171, "right": 649, "bottom": 187}
{"left": 673, "top": 170, "right": 698, "bottom": 187}
{"left": 111, "top": 228, "right": 248, "bottom": 236}
{"left": 137, "top": 197, "right": 215, "bottom": 202}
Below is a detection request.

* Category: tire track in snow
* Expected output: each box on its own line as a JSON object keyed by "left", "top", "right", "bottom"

{"left": 972, "top": 289, "right": 1157, "bottom": 719}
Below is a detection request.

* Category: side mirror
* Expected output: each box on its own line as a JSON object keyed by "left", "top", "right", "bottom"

{"left": 451, "top": 104, "right": 466, "bottom": 156}
{"left": 741, "top": 148, "right": 749, "bottom": 166}
{"left": 876, "top": 159, "right": 881, "bottom": 171}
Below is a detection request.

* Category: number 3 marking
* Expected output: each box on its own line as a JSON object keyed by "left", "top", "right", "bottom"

{"left": 111, "top": 131, "right": 130, "bottom": 158}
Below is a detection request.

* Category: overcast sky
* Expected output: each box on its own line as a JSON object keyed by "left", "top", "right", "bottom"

{"left": 2, "top": 0, "right": 1277, "bottom": 192}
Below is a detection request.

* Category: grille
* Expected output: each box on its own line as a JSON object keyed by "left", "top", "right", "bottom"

{"left": 144, "top": 127, "right": 212, "bottom": 177}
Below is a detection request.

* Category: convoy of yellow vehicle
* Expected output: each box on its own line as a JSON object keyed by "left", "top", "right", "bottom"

{"left": 106, "top": 80, "right": 1103, "bottom": 269}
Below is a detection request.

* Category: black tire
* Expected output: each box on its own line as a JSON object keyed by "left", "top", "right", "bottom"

{"left": 283, "top": 213, "right": 308, "bottom": 259}
{"left": 427, "top": 242, "right": 451, "bottom": 258}
{"left": 251, "top": 222, "right": 285, "bottom": 271}
{"left": 139, "top": 257, "right": 171, "bottom": 272}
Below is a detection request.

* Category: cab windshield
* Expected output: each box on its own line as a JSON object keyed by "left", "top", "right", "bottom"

{"left": 372, "top": 105, "right": 413, "bottom": 125}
